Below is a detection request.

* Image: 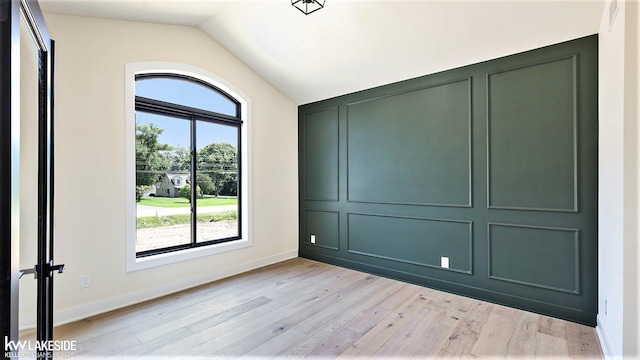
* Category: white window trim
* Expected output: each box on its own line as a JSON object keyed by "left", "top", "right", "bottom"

{"left": 125, "top": 62, "right": 253, "bottom": 272}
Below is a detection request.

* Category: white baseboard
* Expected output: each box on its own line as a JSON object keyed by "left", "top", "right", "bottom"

{"left": 596, "top": 315, "right": 616, "bottom": 359}
{"left": 19, "top": 250, "right": 298, "bottom": 330}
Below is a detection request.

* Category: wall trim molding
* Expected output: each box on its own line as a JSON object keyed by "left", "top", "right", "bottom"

{"left": 596, "top": 317, "right": 615, "bottom": 359}
{"left": 19, "top": 250, "right": 298, "bottom": 330}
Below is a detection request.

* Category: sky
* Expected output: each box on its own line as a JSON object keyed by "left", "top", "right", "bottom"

{"left": 135, "top": 77, "right": 238, "bottom": 149}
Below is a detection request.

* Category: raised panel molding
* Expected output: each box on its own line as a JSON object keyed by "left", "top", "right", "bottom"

{"left": 487, "top": 56, "right": 578, "bottom": 212}
{"left": 347, "top": 213, "right": 473, "bottom": 274}
{"left": 346, "top": 78, "right": 472, "bottom": 207}
{"left": 304, "top": 210, "right": 340, "bottom": 250}
{"left": 488, "top": 223, "right": 580, "bottom": 294}
{"left": 303, "top": 107, "right": 340, "bottom": 202}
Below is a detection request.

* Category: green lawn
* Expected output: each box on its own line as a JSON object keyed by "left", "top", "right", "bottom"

{"left": 137, "top": 211, "right": 237, "bottom": 229}
{"left": 138, "top": 195, "right": 237, "bottom": 208}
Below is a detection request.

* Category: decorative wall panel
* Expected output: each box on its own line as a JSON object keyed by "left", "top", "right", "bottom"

{"left": 303, "top": 107, "right": 339, "bottom": 201}
{"left": 487, "top": 57, "right": 577, "bottom": 211}
{"left": 347, "top": 213, "right": 472, "bottom": 273}
{"left": 488, "top": 223, "right": 579, "bottom": 294}
{"left": 304, "top": 210, "right": 339, "bottom": 250}
{"left": 347, "top": 79, "right": 471, "bottom": 207}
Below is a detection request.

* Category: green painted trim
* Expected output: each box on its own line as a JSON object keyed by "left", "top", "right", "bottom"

{"left": 345, "top": 212, "right": 473, "bottom": 275}
{"left": 487, "top": 222, "right": 581, "bottom": 295}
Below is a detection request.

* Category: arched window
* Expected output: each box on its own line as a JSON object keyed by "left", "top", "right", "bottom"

{"left": 132, "top": 72, "right": 244, "bottom": 258}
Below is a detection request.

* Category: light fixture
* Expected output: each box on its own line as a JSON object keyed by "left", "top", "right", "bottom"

{"left": 292, "top": 0, "right": 325, "bottom": 15}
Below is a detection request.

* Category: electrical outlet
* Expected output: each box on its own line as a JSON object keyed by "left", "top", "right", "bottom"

{"left": 80, "top": 274, "right": 91, "bottom": 289}
{"left": 605, "top": 299, "right": 608, "bottom": 316}
{"left": 441, "top": 256, "right": 450, "bottom": 269}
{"left": 310, "top": 234, "right": 316, "bottom": 244}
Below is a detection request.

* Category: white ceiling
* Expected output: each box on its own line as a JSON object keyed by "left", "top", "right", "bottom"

{"left": 39, "top": 0, "right": 604, "bottom": 105}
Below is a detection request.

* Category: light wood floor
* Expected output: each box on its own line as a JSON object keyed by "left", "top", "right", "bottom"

{"left": 47, "top": 258, "right": 602, "bottom": 358}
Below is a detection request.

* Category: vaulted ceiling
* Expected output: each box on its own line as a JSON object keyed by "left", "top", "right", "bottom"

{"left": 40, "top": 0, "right": 604, "bottom": 104}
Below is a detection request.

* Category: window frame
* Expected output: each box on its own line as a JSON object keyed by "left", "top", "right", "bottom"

{"left": 125, "top": 62, "right": 252, "bottom": 272}
{"left": 134, "top": 74, "right": 243, "bottom": 257}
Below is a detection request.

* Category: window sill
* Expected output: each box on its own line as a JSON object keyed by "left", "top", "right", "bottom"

{"left": 126, "top": 237, "right": 252, "bottom": 272}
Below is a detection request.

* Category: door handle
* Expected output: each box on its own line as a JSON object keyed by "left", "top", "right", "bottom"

{"left": 19, "top": 266, "right": 38, "bottom": 279}
{"left": 48, "top": 262, "right": 65, "bottom": 274}
{"left": 45, "top": 260, "right": 65, "bottom": 276}
{"left": 19, "top": 262, "right": 65, "bottom": 279}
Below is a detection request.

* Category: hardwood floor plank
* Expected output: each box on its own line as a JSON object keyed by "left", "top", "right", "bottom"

{"left": 294, "top": 277, "right": 404, "bottom": 336}
{"left": 463, "top": 299, "right": 495, "bottom": 325}
{"left": 505, "top": 311, "right": 539, "bottom": 356}
{"left": 48, "top": 258, "right": 602, "bottom": 359}
{"left": 159, "top": 270, "right": 370, "bottom": 356}
{"left": 242, "top": 328, "right": 310, "bottom": 357}
{"left": 294, "top": 283, "right": 421, "bottom": 357}
{"left": 436, "top": 293, "right": 494, "bottom": 358}
{"left": 55, "top": 258, "right": 316, "bottom": 343}
{"left": 539, "top": 313, "right": 568, "bottom": 339}
{"left": 565, "top": 320, "right": 604, "bottom": 359}
{"left": 410, "top": 311, "right": 458, "bottom": 357}
{"left": 337, "top": 293, "right": 425, "bottom": 357}
{"left": 179, "top": 295, "right": 272, "bottom": 335}
{"left": 536, "top": 331, "right": 569, "bottom": 358}
{"left": 115, "top": 327, "right": 193, "bottom": 358}
{"left": 437, "top": 292, "right": 477, "bottom": 328}
{"left": 80, "top": 329, "right": 141, "bottom": 355}
{"left": 345, "top": 282, "right": 421, "bottom": 335}
{"left": 155, "top": 293, "right": 318, "bottom": 357}
{"left": 276, "top": 309, "right": 363, "bottom": 357}
{"left": 253, "top": 262, "right": 345, "bottom": 300}
{"left": 436, "top": 316, "right": 483, "bottom": 357}
{"left": 373, "top": 298, "right": 443, "bottom": 356}
{"left": 308, "top": 326, "right": 361, "bottom": 357}
{"left": 213, "top": 275, "right": 383, "bottom": 356}
{"left": 470, "top": 306, "right": 517, "bottom": 357}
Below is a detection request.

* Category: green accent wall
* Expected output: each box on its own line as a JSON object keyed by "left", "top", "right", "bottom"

{"left": 298, "top": 35, "right": 598, "bottom": 325}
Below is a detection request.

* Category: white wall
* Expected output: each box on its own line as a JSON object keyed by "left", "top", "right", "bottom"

{"left": 625, "top": 1, "right": 640, "bottom": 356}
{"left": 598, "top": 0, "right": 640, "bottom": 358}
{"left": 18, "top": 13, "right": 299, "bottom": 328}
